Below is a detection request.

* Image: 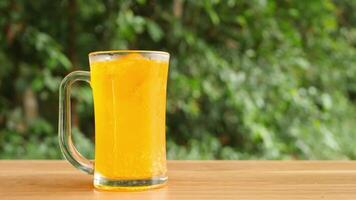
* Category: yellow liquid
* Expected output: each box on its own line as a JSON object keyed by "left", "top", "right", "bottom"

{"left": 90, "top": 53, "right": 168, "bottom": 182}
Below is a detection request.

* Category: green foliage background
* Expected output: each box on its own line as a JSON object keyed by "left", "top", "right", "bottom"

{"left": 0, "top": 0, "right": 355, "bottom": 159}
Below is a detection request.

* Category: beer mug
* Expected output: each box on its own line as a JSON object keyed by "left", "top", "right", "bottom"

{"left": 58, "top": 50, "right": 169, "bottom": 191}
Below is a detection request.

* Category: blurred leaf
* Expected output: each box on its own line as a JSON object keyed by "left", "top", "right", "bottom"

{"left": 146, "top": 20, "right": 163, "bottom": 42}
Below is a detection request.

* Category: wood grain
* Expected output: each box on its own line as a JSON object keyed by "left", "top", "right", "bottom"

{"left": 1, "top": 160, "right": 356, "bottom": 200}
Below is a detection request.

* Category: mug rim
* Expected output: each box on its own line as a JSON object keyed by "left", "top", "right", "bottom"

{"left": 89, "top": 50, "right": 170, "bottom": 57}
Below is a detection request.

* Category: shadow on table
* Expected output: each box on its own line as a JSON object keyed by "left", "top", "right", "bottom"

{"left": 1, "top": 172, "right": 92, "bottom": 194}
{"left": 2, "top": 172, "right": 169, "bottom": 200}
{"left": 93, "top": 188, "right": 169, "bottom": 200}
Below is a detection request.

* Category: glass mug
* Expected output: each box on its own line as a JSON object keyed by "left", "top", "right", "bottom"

{"left": 58, "top": 50, "right": 170, "bottom": 191}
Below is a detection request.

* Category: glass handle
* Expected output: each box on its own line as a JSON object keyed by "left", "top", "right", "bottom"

{"left": 58, "top": 71, "right": 94, "bottom": 174}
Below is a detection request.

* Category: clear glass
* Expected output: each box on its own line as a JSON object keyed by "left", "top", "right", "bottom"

{"left": 58, "top": 50, "right": 170, "bottom": 191}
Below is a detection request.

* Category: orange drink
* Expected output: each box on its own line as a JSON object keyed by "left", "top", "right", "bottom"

{"left": 58, "top": 50, "right": 170, "bottom": 191}
{"left": 90, "top": 52, "right": 168, "bottom": 187}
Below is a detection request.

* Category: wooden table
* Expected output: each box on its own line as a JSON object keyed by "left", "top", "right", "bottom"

{"left": 1, "top": 161, "right": 356, "bottom": 200}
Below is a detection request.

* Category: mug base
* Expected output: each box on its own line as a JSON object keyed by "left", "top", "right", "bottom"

{"left": 93, "top": 173, "right": 167, "bottom": 191}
